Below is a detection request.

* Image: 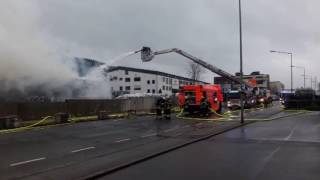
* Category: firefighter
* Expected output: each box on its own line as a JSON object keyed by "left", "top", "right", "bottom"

{"left": 155, "top": 96, "right": 165, "bottom": 119}
{"left": 200, "top": 92, "right": 209, "bottom": 117}
{"left": 163, "top": 95, "right": 172, "bottom": 119}
{"left": 184, "top": 94, "right": 191, "bottom": 113}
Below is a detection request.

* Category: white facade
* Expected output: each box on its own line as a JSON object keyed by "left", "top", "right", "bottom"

{"left": 107, "top": 67, "right": 205, "bottom": 98}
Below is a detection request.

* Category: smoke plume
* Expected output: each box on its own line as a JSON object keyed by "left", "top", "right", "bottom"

{"left": 0, "top": 1, "right": 110, "bottom": 101}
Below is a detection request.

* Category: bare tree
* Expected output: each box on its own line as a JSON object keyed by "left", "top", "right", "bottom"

{"left": 187, "top": 62, "right": 204, "bottom": 82}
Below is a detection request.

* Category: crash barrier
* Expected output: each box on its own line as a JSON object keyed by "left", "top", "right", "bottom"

{"left": 0, "top": 97, "right": 176, "bottom": 122}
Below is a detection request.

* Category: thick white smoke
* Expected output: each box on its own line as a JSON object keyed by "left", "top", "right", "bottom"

{"left": 0, "top": 1, "right": 78, "bottom": 97}
{"left": 0, "top": 1, "right": 117, "bottom": 101}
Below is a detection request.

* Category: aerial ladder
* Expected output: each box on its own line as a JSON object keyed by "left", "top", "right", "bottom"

{"left": 137, "top": 47, "right": 252, "bottom": 88}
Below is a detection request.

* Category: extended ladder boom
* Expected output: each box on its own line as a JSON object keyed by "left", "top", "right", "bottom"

{"left": 149, "top": 48, "right": 251, "bottom": 88}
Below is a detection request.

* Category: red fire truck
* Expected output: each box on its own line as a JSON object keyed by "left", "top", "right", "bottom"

{"left": 178, "top": 85, "right": 224, "bottom": 114}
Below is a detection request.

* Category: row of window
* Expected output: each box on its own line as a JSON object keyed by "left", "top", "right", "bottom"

{"left": 147, "top": 89, "right": 156, "bottom": 93}
{"left": 119, "top": 86, "right": 142, "bottom": 91}
{"left": 162, "top": 86, "right": 172, "bottom": 91}
{"left": 119, "top": 86, "right": 157, "bottom": 94}
{"left": 111, "top": 75, "right": 194, "bottom": 86}
{"left": 162, "top": 77, "right": 173, "bottom": 85}
{"left": 147, "top": 80, "right": 156, "bottom": 84}
{"left": 110, "top": 76, "right": 156, "bottom": 84}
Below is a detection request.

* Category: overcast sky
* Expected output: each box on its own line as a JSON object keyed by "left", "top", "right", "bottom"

{"left": 9, "top": 0, "right": 320, "bottom": 88}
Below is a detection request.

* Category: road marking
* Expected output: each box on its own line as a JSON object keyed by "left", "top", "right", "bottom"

{"left": 115, "top": 138, "right": 131, "bottom": 143}
{"left": 264, "top": 147, "right": 280, "bottom": 162}
{"left": 164, "top": 127, "right": 178, "bottom": 132}
{"left": 284, "top": 125, "right": 297, "bottom": 141}
{"left": 10, "top": 157, "right": 46, "bottom": 167}
{"left": 141, "top": 133, "right": 157, "bottom": 138}
{"left": 71, "top": 146, "right": 95, "bottom": 153}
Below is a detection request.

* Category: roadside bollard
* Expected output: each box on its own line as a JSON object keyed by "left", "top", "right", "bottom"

{"left": 0, "top": 115, "right": 20, "bottom": 129}
{"left": 98, "top": 111, "right": 109, "bottom": 120}
{"left": 54, "top": 113, "right": 69, "bottom": 124}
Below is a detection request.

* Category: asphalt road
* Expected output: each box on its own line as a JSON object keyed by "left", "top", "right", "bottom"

{"left": 101, "top": 111, "right": 320, "bottom": 180}
{"left": 0, "top": 104, "right": 290, "bottom": 179}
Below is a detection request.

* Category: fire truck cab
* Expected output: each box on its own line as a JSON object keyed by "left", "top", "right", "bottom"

{"left": 178, "top": 85, "right": 224, "bottom": 114}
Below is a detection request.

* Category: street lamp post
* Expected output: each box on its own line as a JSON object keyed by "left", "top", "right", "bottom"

{"left": 270, "top": 50, "right": 293, "bottom": 92}
{"left": 238, "top": 0, "right": 244, "bottom": 124}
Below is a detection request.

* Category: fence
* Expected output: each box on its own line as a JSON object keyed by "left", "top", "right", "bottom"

{"left": 0, "top": 97, "right": 162, "bottom": 121}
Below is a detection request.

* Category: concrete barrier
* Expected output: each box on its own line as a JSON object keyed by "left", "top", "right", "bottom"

{"left": 0, "top": 115, "right": 20, "bottom": 129}
{"left": 98, "top": 111, "right": 109, "bottom": 120}
{"left": 54, "top": 113, "right": 69, "bottom": 124}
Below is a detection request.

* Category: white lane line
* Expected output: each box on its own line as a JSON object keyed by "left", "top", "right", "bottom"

{"left": 10, "top": 157, "right": 46, "bottom": 167}
{"left": 115, "top": 138, "right": 131, "bottom": 143}
{"left": 71, "top": 146, "right": 95, "bottom": 153}
{"left": 164, "top": 127, "right": 178, "bottom": 132}
{"left": 264, "top": 147, "right": 280, "bottom": 162}
{"left": 284, "top": 125, "right": 297, "bottom": 141}
{"left": 141, "top": 133, "right": 157, "bottom": 138}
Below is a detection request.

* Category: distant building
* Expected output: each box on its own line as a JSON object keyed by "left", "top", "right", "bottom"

{"left": 107, "top": 66, "right": 208, "bottom": 98}
{"left": 214, "top": 71, "right": 270, "bottom": 93}
{"left": 270, "top": 81, "right": 285, "bottom": 95}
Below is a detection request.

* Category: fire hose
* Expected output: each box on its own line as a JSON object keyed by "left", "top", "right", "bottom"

{"left": 0, "top": 116, "right": 53, "bottom": 134}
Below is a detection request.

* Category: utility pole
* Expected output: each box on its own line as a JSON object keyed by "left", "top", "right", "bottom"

{"left": 238, "top": 0, "right": 244, "bottom": 124}
{"left": 295, "top": 66, "right": 306, "bottom": 88}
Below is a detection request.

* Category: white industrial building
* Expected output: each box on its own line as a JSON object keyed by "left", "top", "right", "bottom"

{"left": 107, "top": 66, "right": 207, "bottom": 98}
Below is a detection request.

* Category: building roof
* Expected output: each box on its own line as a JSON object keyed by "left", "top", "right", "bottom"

{"left": 107, "top": 66, "right": 208, "bottom": 84}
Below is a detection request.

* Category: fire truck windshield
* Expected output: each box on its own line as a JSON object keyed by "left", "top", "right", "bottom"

{"left": 185, "top": 91, "right": 196, "bottom": 103}
{"left": 228, "top": 92, "right": 240, "bottom": 99}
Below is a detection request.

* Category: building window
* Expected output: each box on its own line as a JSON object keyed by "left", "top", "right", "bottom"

{"left": 169, "top": 78, "right": 172, "bottom": 84}
{"left": 147, "top": 89, "right": 150, "bottom": 93}
{"left": 120, "top": 86, "right": 123, "bottom": 91}
{"left": 125, "top": 70, "right": 129, "bottom": 75}
{"left": 147, "top": 80, "right": 150, "bottom": 84}
{"left": 152, "top": 89, "right": 155, "bottom": 94}
{"left": 257, "top": 80, "right": 264, "bottom": 84}
{"left": 163, "top": 77, "right": 165, "bottom": 82}
{"left": 152, "top": 80, "right": 155, "bottom": 84}
{"left": 119, "top": 77, "right": 123, "bottom": 81}
{"left": 134, "top": 77, "right": 141, "bottom": 82}
{"left": 162, "top": 86, "right": 165, "bottom": 90}
{"left": 125, "top": 86, "right": 131, "bottom": 91}
{"left": 134, "top": 86, "right": 141, "bottom": 91}
{"left": 159, "top": 89, "right": 162, "bottom": 94}
{"left": 166, "top": 86, "right": 169, "bottom": 90}
{"left": 125, "top": 78, "right": 130, "bottom": 82}
{"left": 166, "top": 78, "right": 169, "bottom": 84}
